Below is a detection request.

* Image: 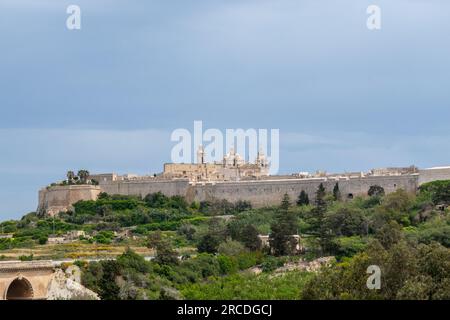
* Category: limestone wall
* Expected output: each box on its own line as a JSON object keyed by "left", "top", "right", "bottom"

{"left": 38, "top": 185, "right": 102, "bottom": 216}
{"left": 192, "top": 175, "right": 419, "bottom": 207}
{"left": 419, "top": 167, "right": 450, "bottom": 185}
{"left": 99, "top": 179, "right": 190, "bottom": 198}
{"left": 38, "top": 168, "right": 450, "bottom": 215}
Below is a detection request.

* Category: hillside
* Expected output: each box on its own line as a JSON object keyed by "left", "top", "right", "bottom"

{"left": 1, "top": 181, "right": 449, "bottom": 299}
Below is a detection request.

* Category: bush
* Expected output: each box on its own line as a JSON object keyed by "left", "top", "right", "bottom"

{"left": 260, "top": 256, "right": 285, "bottom": 273}
{"left": 332, "top": 236, "right": 368, "bottom": 259}
{"left": 419, "top": 180, "right": 450, "bottom": 205}
{"left": 217, "top": 255, "right": 238, "bottom": 274}
{"left": 38, "top": 236, "right": 48, "bottom": 245}
{"left": 217, "top": 240, "right": 247, "bottom": 257}
{"left": 368, "top": 185, "right": 385, "bottom": 197}
{"left": 93, "top": 231, "right": 115, "bottom": 244}
{"left": 19, "top": 254, "right": 33, "bottom": 261}
{"left": 197, "top": 234, "right": 221, "bottom": 254}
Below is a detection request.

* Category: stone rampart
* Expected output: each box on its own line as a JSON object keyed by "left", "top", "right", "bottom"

{"left": 38, "top": 185, "right": 102, "bottom": 216}
{"left": 419, "top": 167, "right": 450, "bottom": 185}
{"left": 192, "top": 174, "right": 419, "bottom": 207}
{"left": 37, "top": 166, "right": 450, "bottom": 215}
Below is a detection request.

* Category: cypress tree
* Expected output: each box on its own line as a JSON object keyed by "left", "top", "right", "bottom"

{"left": 269, "top": 193, "right": 298, "bottom": 256}
{"left": 297, "top": 190, "right": 310, "bottom": 206}
{"left": 333, "top": 183, "right": 341, "bottom": 201}
{"left": 315, "top": 183, "right": 327, "bottom": 210}
{"left": 314, "top": 183, "right": 334, "bottom": 254}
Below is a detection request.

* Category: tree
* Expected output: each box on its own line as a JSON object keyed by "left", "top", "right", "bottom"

{"left": 419, "top": 180, "right": 450, "bottom": 205}
{"left": 297, "top": 190, "right": 310, "bottom": 206}
{"left": 98, "top": 260, "right": 121, "bottom": 300}
{"left": 77, "top": 170, "right": 90, "bottom": 184}
{"left": 177, "top": 224, "right": 196, "bottom": 241}
{"left": 315, "top": 183, "right": 327, "bottom": 209}
{"left": 325, "top": 207, "right": 367, "bottom": 237}
{"left": 269, "top": 194, "right": 298, "bottom": 256}
{"left": 197, "top": 218, "right": 227, "bottom": 254}
{"left": 314, "top": 183, "right": 333, "bottom": 254}
{"left": 280, "top": 193, "right": 291, "bottom": 212}
{"left": 375, "top": 220, "right": 403, "bottom": 249}
{"left": 217, "top": 240, "right": 246, "bottom": 256}
{"left": 144, "top": 192, "right": 169, "bottom": 208}
{"left": 368, "top": 185, "right": 385, "bottom": 197}
{"left": 333, "top": 183, "right": 341, "bottom": 201}
{"left": 97, "top": 204, "right": 112, "bottom": 217}
{"left": 38, "top": 236, "right": 48, "bottom": 245}
{"left": 147, "top": 231, "right": 178, "bottom": 265}
{"left": 198, "top": 234, "right": 221, "bottom": 254}
{"left": 66, "top": 171, "right": 75, "bottom": 184}
{"left": 234, "top": 200, "right": 252, "bottom": 213}
{"left": 239, "top": 224, "right": 262, "bottom": 251}
{"left": 301, "top": 240, "right": 450, "bottom": 300}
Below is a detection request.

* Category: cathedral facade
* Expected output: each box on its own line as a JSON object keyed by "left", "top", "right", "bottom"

{"left": 162, "top": 146, "right": 269, "bottom": 182}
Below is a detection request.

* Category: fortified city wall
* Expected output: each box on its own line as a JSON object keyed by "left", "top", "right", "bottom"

{"left": 38, "top": 185, "right": 102, "bottom": 217}
{"left": 191, "top": 174, "right": 419, "bottom": 207}
{"left": 38, "top": 172, "right": 427, "bottom": 216}
{"left": 37, "top": 166, "right": 450, "bottom": 216}
{"left": 418, "top": 167, "right": 450, "bottom": 184}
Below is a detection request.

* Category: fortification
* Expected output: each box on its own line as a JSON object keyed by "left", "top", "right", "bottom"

{"left": 38, "top": 185, "right": 102, "bottom": 216}
{"left": 418, "top": 166, "right": 450, "bottom": 184}
{"left": 37, "top": 163, "right": 450, "bottom": 216}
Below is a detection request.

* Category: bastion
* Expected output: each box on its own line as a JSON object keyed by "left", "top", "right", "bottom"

{"left": 38, "top": 185, "right": 102, "bottom": 216}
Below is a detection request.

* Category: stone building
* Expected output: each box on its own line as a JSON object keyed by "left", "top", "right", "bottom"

{"left": 37, "top": 162, "right": 450, "bottom": 217}
{"left": 163, "top": 146, "right": 269, "bottom": 182}
{"left": 258, "top": 234, "right": 303, "bottom": 253}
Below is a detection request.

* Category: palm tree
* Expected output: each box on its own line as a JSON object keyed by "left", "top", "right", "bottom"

{"left": 66, "top": 171, "right": 75, "bottom": 184}
{"left": 77, "top": 170, "right": 90, "bottom": 184}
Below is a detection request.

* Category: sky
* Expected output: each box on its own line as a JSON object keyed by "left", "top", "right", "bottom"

{"left": 0, "top": 0, "right": 449, "bottom": 219}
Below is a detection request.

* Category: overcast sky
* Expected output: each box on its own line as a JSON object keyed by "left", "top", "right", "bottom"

{"left": 0, "top": 0, "right": 449, "bottom": 219}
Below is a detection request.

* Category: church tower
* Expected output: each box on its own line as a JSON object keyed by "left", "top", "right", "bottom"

{"left": 197, "top": 145, "right": 205, "bottom": 164}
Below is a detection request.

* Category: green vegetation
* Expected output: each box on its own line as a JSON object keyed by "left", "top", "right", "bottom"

{"left": 419, "top": 180, "right": 450, "bottom": 205}
{"left": 1, "top": 179, "right": 449, "bottom": 300}
{"left": 269, "top": 194, "right": 298, "bottom": 256}
{"left": 53, "top": 169, "right": 98, "bottom": 186}
{"left": 77, "top": 248, "right": 264, "bottom": 300}
{"left": 302, "top": 241, "right": 450, "bottom": 299}
{"left": 182, "top": 271, "right": 314, "bottom": 300}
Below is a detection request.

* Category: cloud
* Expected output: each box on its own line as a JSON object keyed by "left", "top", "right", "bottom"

{"left": 0, "top": 128, "right": 172, "bottom": 175}
{"left": 280, "top": 130, "right": 450, "bottom": 174}
{"left": 0, "top": 127, "right": 173, "bottom": 219}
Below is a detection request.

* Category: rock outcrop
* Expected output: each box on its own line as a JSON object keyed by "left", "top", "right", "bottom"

{"left": 47, "top": 266, "right": 99, "bottom": 300}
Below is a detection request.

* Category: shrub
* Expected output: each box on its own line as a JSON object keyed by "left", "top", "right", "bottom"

{"left": 38, "top": 236, "right": 48, "bottom": 245}
{"left": 217, "top": 240, "right": 247, "bottom": 257}
{"left": 217, "top": 255, "right": 238, "bottom": 274}
{"left": 419, "top": 180, "right": 450, "bottom": 205}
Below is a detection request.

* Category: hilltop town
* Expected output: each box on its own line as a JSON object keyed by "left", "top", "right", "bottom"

{"left": 1, "top": 152, "right": 449, "bottom": 300}
{"left": 38, "top": 146, "right": 450, "bottom": 217}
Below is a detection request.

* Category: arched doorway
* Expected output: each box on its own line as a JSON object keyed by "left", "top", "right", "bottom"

{"left": 5, "top": 277, "right": 34, "bottom": 300}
